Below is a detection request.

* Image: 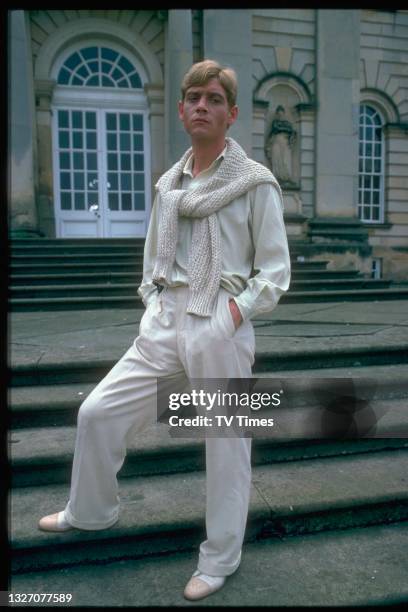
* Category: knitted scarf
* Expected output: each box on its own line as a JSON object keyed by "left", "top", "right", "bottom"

{"left": 152, "top": 137, "right": 282, "bottom": 316}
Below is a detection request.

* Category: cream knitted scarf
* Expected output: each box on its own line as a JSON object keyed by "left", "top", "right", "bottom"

{"left": 152, "top": 137, "right": 282, "bottom": 316}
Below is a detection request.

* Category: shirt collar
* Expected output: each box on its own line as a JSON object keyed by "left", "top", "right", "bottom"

{"left": 182, "top": 145, "right": 227, "bottom": 178}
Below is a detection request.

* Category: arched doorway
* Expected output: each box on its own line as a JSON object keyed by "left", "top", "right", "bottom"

{"left": 51, "top": 42, "right": 151, "bottom": 238}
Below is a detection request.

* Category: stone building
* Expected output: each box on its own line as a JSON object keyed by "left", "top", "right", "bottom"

{"left": 9, "top": 9, "right": 408, "bottom": 280}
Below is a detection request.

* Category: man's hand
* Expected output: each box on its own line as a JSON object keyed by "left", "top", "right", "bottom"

{"left": 229, "top": 298, "right": 243, "bottom": 329}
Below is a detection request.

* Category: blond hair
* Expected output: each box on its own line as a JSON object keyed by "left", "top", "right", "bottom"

{"left": 181, "top": 59, "right": 237, "bottom": 108}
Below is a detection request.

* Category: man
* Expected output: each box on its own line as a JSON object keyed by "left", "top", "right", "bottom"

{"left": 39, "top": 59, "right": 291, "bottom": 601}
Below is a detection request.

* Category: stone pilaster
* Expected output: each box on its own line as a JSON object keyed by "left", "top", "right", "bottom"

{"left": 315, "top": 9, "right": 360, "bottom": 220}
{"left": 202, "top": 9, "right": 253, "bottom": 154}
{"left": 9, "top": 10, "right": 39, "bottom": 237}
{"left": 164, "top": 10, "right": 193, "bottom": 167}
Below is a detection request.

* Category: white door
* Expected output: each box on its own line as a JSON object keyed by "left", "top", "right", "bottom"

{"left": 53, "top": 106, "right": 150, "bottom": 238}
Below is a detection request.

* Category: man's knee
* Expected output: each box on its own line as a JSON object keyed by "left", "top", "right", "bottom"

{"left": 77, "top": 389, "right": 107, "bottom": 425}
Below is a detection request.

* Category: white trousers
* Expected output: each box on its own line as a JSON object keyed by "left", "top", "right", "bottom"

{"left": 63, "top": 285, "right": 256, "bottom": 576}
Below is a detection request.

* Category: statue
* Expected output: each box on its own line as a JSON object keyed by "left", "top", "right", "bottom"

{"left": 265, "top": 105, "right": 297, "bottom": 188}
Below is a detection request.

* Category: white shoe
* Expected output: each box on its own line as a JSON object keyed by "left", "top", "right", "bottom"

{"left": 183, "top": 570, "right": 226, "bottom": 601}
{"left": 38, "top": 511, "right": 73, "bottom": 532}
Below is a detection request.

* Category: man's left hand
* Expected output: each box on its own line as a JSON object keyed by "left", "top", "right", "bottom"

{"left": 229, "top": 298, "right": 243, "bottom": 329}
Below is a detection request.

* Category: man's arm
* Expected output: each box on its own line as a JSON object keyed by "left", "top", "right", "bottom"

{"left": 233, "top": 182, "right": 291, "bottom": 321}
{"left": 137, "top": 194, "right": 160, "bottom": 307}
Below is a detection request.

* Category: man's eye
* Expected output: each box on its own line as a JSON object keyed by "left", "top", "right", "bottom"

{"left": 187, "top": 95, "right": 199, "bottom": 102}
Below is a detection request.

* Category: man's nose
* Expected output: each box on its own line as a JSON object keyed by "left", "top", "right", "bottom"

{"left": 196, "top": 96, "right": 208, "bottom": 111}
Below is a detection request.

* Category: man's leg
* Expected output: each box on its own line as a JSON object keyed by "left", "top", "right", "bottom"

{"left": 40, "top": 292, "right": 186, "bottom": 531}
{"left": 182, "top": 288, "right": 256, "bottom": 577}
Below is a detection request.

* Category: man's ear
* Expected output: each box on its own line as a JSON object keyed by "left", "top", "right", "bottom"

{"left": 227, "top": 105, "right": 239, "bottom": 127}
{"left": 178, "top": 100, "right": 185, "bottom": 121}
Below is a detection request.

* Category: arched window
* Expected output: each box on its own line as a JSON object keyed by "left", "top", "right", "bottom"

{"left": 358, "top": 104, "right": 384, "bottom": 223}
{"left": 57, "top": 46, "right": 143, "bottom": 89}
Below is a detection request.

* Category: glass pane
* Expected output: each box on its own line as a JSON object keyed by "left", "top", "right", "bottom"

{"left": 121, "top": 154, "right": 131, "bottom": 171}
{"left": 108, "top": 173, "right": 118, "bottom": 190}
{"left": 118, "top": 56, "right": 134, "bottom": 74}
{"left": 88, "top": 61, "right": 99, "bottom": 74}
{"left": 101, "top": 61, "right": 112, "bottom": 75}
{"left": 60, "top": 152, "right": 70, "bottom": 169}
{"left": 86, "top": 112, "right": 96, "bottom": 130}
{"left": 121, "top": 173, "right": 131, "bottom": 190}
{"left": 73, "top": 131, "right": 83, "bottom": 149}
{"left": 134, "top": 174, "right": 144, "bottom": 190}
{"left": 73, "top": 152, "right": 84, "bottom": 170}
{"left": 133, "top": 114, "right": 143, "bottom": 131}
{"left": 133, "top": 134, "right": 143, "bottom": 150}
{"left": 72, "top": 76, "right": 84, "bottom": 86}
{"left": 134, "top": 192, "right": 145, "bottom": 210}
{"left": 61, "top": 192, "right": 71, "bottom": 210}
{"left": 364, "top": 206, "right": 371, "bottom": 219}
{"left": 365, "top": 159, "right": 372, "bottom": 173}
{"left": 108, "top": 192, "right": 119, "bottom": 211}
{"left": 58, "top": 68, "right": 71, "bottom": 85}
{"left": 118, "top": 79, "right": 129, "bottom": 89}
{"left": 365, "top": 127, "right": 373, "bottom": 141}
{"left": 65, "top": 52, "right": 81, "bottom": 71}
{"left": 59, "top": 131, "right": 70, "bottom": 149}
{"left": 374, "top": 159, "right": 381, "bottom": 173}
{"left": 106, "top": 114, "right": 117, "bottom": 131}
{"left": 72, "top": 111, "right": 83, "bottom": 129}
{"left": 102, "top": 47, "right": 118, "bottom": 62}
{"left": 112, "top": 68, "right": 123, "bottom": 82}
{"left": 87, "top": 153, "right": 97, "bottom": 171}
{"left": 77, "top": 65, "right": 89, "bottom": 79}
{"left": 365, "top": 143, "right": 372, "bottom": 157}
{"left": 364, "top": 176, "right": 370, "bottom": 189}
{"left": 373, "top": 191, "right": 379, "bottom": 205}
{"left": 373, "top": 207, "right": 380, "bottom": 221}
{"left": 74, "top": 173, "right": 84, "bottom": 190}
{"left": 359, "top": 159, "right": 363, "bottom": 173}
{"left": 120, "top": 133, "right": 130, "bottom": 151}
{"left": 87, "top": 75, "right": 99, "bottom": 86}
{"left": 364, "top": 191, "right": 371, "bottom": 205}
{"left": 130, "top": 73, "right": 142, "bottom": 88}
{"left": 107, "top": 154, "right": 118, "bottom": 171}
{"left": 102, "top": 76, "right": 115, "bottom": 87}
{"left": 60, "top": 172, "right": 71, "bottom": 189}
{"left": 58, "top": 110, "right": 69, "bottom": 128}
{"left": 81, "top": 47, "right": 98, "bottom": 61}
{"left": 122, "top": 193, "right": 132, "bottom": 210}
{"left": 107, "top": 133, "right": 117, "bottom": 150}
{"left": 74, "top": 192, "right": 85, "bottom": 210}
{"left": 120, "top": 114, "right": 130, "bottom": 131}
{"left": 87, "top": 173, "right": 98, "bottom": 189}
{"left": 133, "top": 154, "right": 144, "bottom": 171}
{"left": 375, "top": 143, "right": 381, "bottom": 156}
{"left": 86, "top": 132, "right": 97, "bottom": 150}
{"left": 373, "top": 176, "right": 380, "bottom": 189}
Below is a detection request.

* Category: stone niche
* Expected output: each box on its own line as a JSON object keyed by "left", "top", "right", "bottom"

{"left": 254, "top": 76, "right": 310, "bottom": 220}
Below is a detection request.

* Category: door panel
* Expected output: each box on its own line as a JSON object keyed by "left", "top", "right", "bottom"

{"left": 53, "top": 107, "right": 149, "bottom": 238}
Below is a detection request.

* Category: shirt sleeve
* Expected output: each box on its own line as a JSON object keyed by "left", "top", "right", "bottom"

{"left": 137, "top": 193, "right": 160, "bottom": 307}
{"left": 233, "top": 182, "right": 291, "bottom": 320}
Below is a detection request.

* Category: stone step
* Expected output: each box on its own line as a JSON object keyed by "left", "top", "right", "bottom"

{"left": 10, "top": 342, "right": 408, "bottom": 387}
{"left": 9, "top": 286, "right": 408, "bottom": 312}
{"left": 10, "top": 447, "right": 408, "bottom": 572}
{"left": 9, "top": 394, "right": 408, "bottom": 487}
{"left": 9, "top": 521, "right": 408, "bottom": 606}
{"left": 9, "top": 278, "right": 392, "bottom": 299}
{"left": 9, "top": 269, "right": 362, "bottom": 286}
{"left": 9, "top": 365, "right": 408, "bottom": 429}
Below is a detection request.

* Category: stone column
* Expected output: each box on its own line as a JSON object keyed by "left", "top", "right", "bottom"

{"left": 315, "top": 9, "right": 360, "bottom": 220}
{"left": 165, "top": 10, "right": 193, "bottom": 167}
{"left": 35, "top": 78, "right": 56, "bottom": 238}
{"left": 9, "top": 10, "right": 39, "bottom": 236}
{"left": 202, "top": 9, "right": 252, "bottom": 154}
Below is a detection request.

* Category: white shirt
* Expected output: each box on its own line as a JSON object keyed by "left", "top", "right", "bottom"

{"left": 138, "top": 148, "right": 291, "bottom": 320}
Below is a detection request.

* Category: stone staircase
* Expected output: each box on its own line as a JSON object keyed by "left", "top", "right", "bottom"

{"left": 9, "top": 238, "right": 408, "bottom": 312}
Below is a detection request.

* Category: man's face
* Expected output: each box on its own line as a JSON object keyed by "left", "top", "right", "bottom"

{"left": 178, "top": 78, "right": 238, "bottom": 142}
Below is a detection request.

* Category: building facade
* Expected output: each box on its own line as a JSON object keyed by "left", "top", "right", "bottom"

{"left": 9, "top": 9, "right": 408, "bottom": 279}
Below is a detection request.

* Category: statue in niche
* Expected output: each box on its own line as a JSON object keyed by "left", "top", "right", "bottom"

{"left": 265, "top": 105, "right": 297, "bottom": 188}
